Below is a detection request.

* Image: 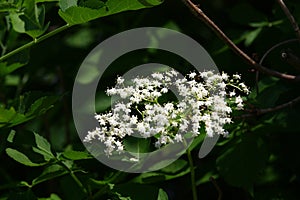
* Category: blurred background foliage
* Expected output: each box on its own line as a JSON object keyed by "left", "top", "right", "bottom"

{"left": 1, "top": 0, "right": 300, "bottom": 199}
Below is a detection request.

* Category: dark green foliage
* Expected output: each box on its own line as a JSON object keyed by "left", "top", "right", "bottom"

{"left": 0, "top": 0, "right": 300, "bottom": 199}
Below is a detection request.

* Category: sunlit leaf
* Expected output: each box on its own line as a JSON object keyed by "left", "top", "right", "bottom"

{"left": 157, "top": 188, "right": 168, "bottom": 200}
{"left": 34, "top": 132, "right": 53, "bottom": 157}
{"left": 0, "top": 106, "right": 26, "bottom": 128}
{"left": 6, "top": 148, "right": 47, "bottom": 166}
{"left": 38, "top": 194, "right": 62, "bottom": 200}
{"left": 7, "top": 129, "right": 16, "bottom": 143}
{"left": 59, "top": 0, "right": 78, "bottom": 11}
{"left": 9, "top": 0, "right": 49, "bottom": 38}
{"left": 32, "top": 147, "right": 53, "bottom": 161}
{"left": 59, "top": 0, "right": 164, "bottom": 25}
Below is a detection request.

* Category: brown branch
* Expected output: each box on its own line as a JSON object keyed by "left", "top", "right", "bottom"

{"left": 181, "top": 0, "right": 300, "bottom": 82}
{"left": 209, "top": 177, "right": 222, "bottom": 200}
{"left": 235, "top": 95, "right": 300, "bottom": 119}
{"left": 277, "top": 0, "right": 300, "bottom": 41}
{"left": 259, "top": 39, "right": 299, "bottom": 65}
{"left": 257, "top": 95, "right": 300, "bottom": 114}
{"left": 256, "top": 38, "right": 300, "bottom": 94}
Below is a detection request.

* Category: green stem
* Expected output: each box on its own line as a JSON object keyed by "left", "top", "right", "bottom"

{"left": 0, "top": 41, "right": 7, "bottom": 57}
{"left": 57, "top": 158, "right": 88, "bottom": 195}
{"left": 0, "top": 24, "right": 71, "bottom": 62}
{"left": 227, "top": 83, "right": 243, "bottom": 92}
{"left": 90, "top": 171, "right": 124, "bottom": 200}
{"left": 187, "top": 148, "right": 198, "bottom": 200}
{"left": 70, "top": 171, "right": 88, "bottom": 194}
{"left": 106, "top": 171, "right": 124, "bottom": 183}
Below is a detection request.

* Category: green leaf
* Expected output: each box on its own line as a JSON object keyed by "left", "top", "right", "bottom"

{"left": 62, "top": 150, "right": 93, "bottom": 160}
{"left": 0, "top": 2, "right": 17, "bottom": 12}
{"left": 32, "top": 164, "right": 68, "bottom": 186}
{"left": 0, "top": 49, "right": 29, "bottom": 76}
{"left": 6, "top": 148, "right": 47, "bottom": 166}
{"left": 10, "top": 12, "right": 48, "bottom": 38}
{"left": 216, "top": 134, "right": 269, "bottom": 189}
{"left": 115, "top": 183, "right": 160, "bottom": 200}
{"left": 59, "top": 0, "right": 78, "bottom": 11}
{"left": 25, "top": 96, "right": 58, "bottom": 118}
{"left": 5, "top": 74, "right": 21, "bottom": 86}
{"left": 38, "top": 194, "right": 62, "bottom": 200}
{"left": 7, "top": 129, "right": 16, "bottom": 143}
{"left": 0, "top": 106, "right": 26, "bottom": 128}
{"left": 9, "top": 0, "right": 49, "bottom": 38}
{"left": 249, "top": 20, "right": 283, "bottom": 28}
{"left": 157, "top": 189, "right": 168, "bottom": 200}
{"left": 131, "top": 166, "right": 190, "bottom": 184}
{"left": 160, "top": 159, "right": 187, "bottom": 174}
{"left": 32, "top": 147, "right": 53, "bottom": 161}
{"left": 0, "top": 94, "right": 58, "bottom": 128}
{"left": 123, "top": 137, "right": 151, "bottom": 154}
{"left": 135, "top": 173, "right": 166, "bottom": 183}
{"left": 58, "top": 6, "right": 101, "bottom": 25}
{"left": 89, "top": 178, "right": 113, "bottom": 186}
{"left": 249, "top": 77, "right": 288, "bottom": 108}
{"left": 64, "top": 27, "right": 95, "bottom": 48}
{"left": 243, "top": 27, "right": 262, "bottom": 47}
{"left": 78, "top": 0, "right": 105, "bottom": 9}
{"left": 105, "top": 0, "right": 163, "bottom": 13}
{"left": 34, "top": 132, "right": 53, "bottom": 157}
{"left": 59, "top": 0, "right": 164, "bottom": 25}
{"left": 35, "top": 0, "right": 59, "bottom": 2}
{"left": 0, "top": 61, "right": 27, "bottom": 77}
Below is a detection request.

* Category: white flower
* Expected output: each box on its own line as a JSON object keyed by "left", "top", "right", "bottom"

{"left": 233, "top": 74, "right": 241, "bottom": 79}
{"left": 106, "top": 88, "right": 117, "bottom": 95}
{"left": 161, "top": 87, "right": 168, "bottom": 93}
{"left": 218, "top": 82, "right": 226, "bottom": 89}
{"left": 114, "top": 141, "right": 124, "bottom": 153}
{"left": 239, "top": 83, "right": 249, "bottom": 94}
{"left": 117, "top": 76, "right": 124, "bottom": 84}
{"left": 129, "top": 157, "right": 139, "bottom": 162}
{"left": 229, "top": 90, "right": 236, "bottom": 97}
{"left": 221, "top": 73, "right": 229, "bottom": 81}
{"left": 85, "top": 69, "right": 248, "bottom": 157}
{"left": 165, "top": 103, "right": 174, "bottom": 111}
{"left": 152, "top": 73, "right": 164, "bottom": 80}
{"left": 235, "top": 96, "right": 244, "bottom": 110}
{"left": 174, "top": 134, "right": 183, "bottom": 142}
{"left": 137, "top": 122, "right": 146, "bottom": 133}
{"left": 189, "top": 72, "right": 197, "bottom": 79}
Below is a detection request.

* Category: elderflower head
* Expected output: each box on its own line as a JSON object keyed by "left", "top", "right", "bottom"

{"left": 84, "top": 69, "right": 248, "bottom": 156}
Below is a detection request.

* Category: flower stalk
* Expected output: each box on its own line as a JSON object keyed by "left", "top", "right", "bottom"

{"left": 187, "top": 147, "right": 198, "bottom": 200}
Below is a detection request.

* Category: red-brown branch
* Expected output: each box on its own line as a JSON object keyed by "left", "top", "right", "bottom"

{"left": 236, "top": 95, "right": 300, "bottom": 119}
{"left": 277, "top": 0, "right": 300, "bottom": 41}
{"left": 181, "top": 0, "right": 300, "bottom": 82}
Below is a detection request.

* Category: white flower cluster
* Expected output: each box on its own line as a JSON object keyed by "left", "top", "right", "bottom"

{"left": 84, "top": 69, "right": 249, "bottom": 156}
